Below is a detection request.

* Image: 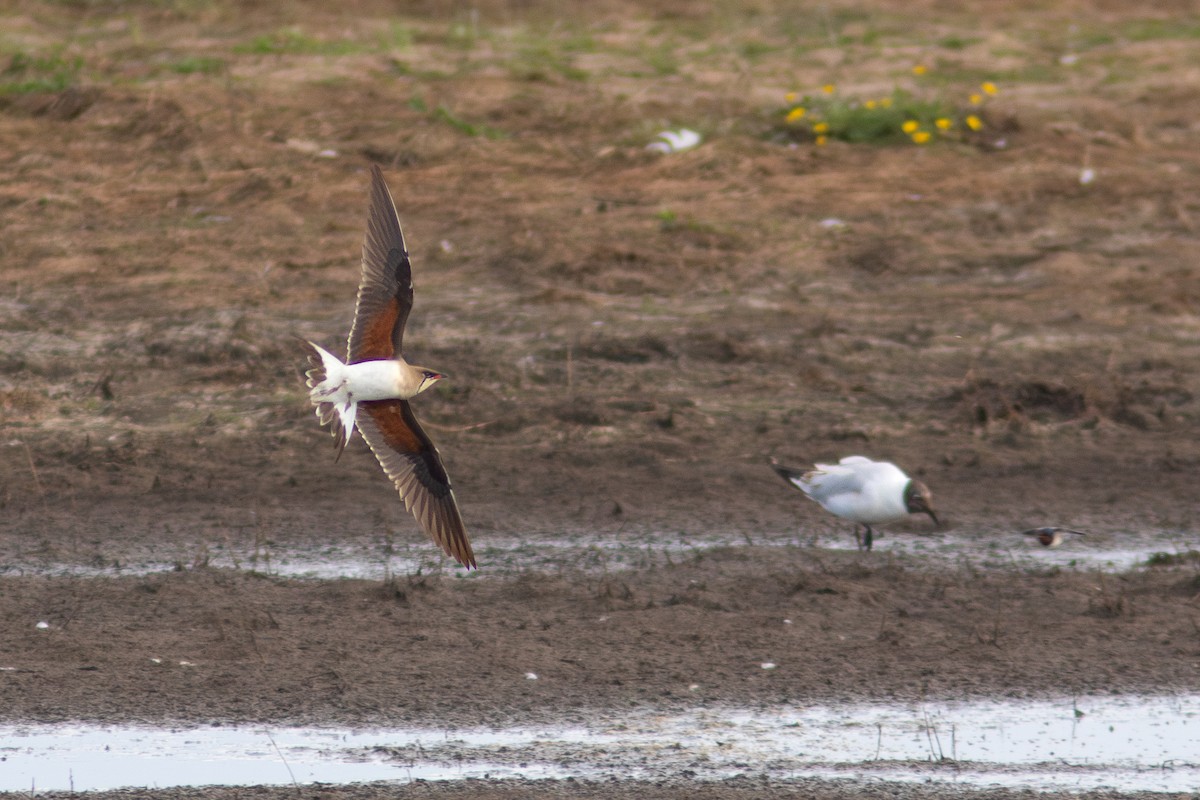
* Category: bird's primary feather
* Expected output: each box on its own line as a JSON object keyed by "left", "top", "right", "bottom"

{"left": 358, "top": 399, "right": 475, "bottom": 568}
{"left": 347, "top": 165, "right": 414, "bottom": 363}
{"left": 302, "top": 165, "right": 474, "bottom": 569}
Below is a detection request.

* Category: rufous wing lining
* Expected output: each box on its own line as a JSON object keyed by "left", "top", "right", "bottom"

{"left": 357, "top": 398, "right": 475, "bottom": 569}
{"left": 346, "top": 165, "right": 414, "bottom": 364}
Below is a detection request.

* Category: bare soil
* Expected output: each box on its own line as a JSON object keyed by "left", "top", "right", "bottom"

{"left": 2, "top": 2, "right": 1200, "bottom": 798}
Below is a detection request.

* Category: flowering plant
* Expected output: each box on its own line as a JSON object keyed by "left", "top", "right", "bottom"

{"left": 781, "top": 67, "right": 998, "bottom": 146}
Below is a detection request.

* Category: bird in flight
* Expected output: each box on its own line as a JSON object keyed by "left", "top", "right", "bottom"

{"left": 1022, "top": 527, "right": 1087, "bottom": 548}
{"left": 770, "top": 455, "right": 938, "bottom": 551}
{"left": 300, "top": 165, "right": 475, "bottom": 569}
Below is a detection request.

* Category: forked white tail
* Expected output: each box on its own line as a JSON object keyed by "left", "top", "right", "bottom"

{"left": 301, "top": 340, "right": 357, "bottom": 458}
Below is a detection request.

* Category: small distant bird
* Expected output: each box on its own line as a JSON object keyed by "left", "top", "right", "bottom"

{"left": 1022, "top": 527, "right": 1087, "bottom": 548}
{"left": 770, "top": 455, "right": 939, "bottom": 551}
{"left": 300, "top": 165, "right": 475, "bottom": 569}
{"left": 646, "top": 128, "right": 702, "bottom": 153}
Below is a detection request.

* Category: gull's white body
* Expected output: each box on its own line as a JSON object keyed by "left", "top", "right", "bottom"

{"left": 305, "top": 341, "right": 426, "bottom": 444}
{"left": 789, "top": 456, "right": 912, "bottom": 524}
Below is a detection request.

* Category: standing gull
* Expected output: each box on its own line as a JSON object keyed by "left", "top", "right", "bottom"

{"left": 300, "top": 165, "right": 475, "bottom": 569}
{"left": 770, "top": 455, "right": 938, "bottom": 551}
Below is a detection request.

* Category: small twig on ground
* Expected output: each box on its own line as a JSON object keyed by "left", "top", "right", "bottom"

{"left": 922, "top": 705, "right": 946, "bottom": 761}
{"left": 22, "top": 442, "right": 44, "bottom": 497}
{"left": 265, "top": 730, "right": 299, "bottom": 788}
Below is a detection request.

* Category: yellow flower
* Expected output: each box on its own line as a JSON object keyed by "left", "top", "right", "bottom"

{"left": 969, "top": 93, "right": 983, "bottom": 105}
{"left": 785, "top": 91, "right": 798, "bottom": 104}
{"left": 864, "top": 99, "right": 877, "bottom": 110}
{"left": 879, "top": 97, "right": 893, "bottom": 108}
{"left": 822, "top": 83, "right": 835, "bottom": 94}
{"left": 981, "top": 81, "right": 998, "bottom": 95}
{"left": 813, "top": 121, "right": 829, "bottom": 134}
{"left": 935, "top": 117, "right": 952, "bottom": 130}
{"left": 786, "top": 107, "right": 807, "bottom": 123}
{"left": 815, "top": 134, "right": 828, "bottom": 146}
{"left": 912, "top": 64, "right": 927, "bottom": 76}
{"left": 901, "top": 120, "right": 919, "bottom": 134}
{"left": 965, "top": 114, "right": 983, "bottom": 131}
{"left": 911, "top": 130, "right": 931, "bottom": 144}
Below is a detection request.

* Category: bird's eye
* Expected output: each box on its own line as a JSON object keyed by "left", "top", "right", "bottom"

{"left": 423, "top": 371, "right": 437, "bottom": 379}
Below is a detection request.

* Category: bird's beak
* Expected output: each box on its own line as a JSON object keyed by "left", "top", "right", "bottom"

{"left": 926, "top": 508, "right": 940, "bottom": 528}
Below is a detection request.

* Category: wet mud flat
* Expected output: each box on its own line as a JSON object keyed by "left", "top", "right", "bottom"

{"left": 4, "top": 547, "right": 1200, "bottom": 729}
{"left": 2, "top": 0, "right": 1200, "bottom": 797}
{"left": 10, "top": 779, "right": 1187, "bottom": 800}
{"left": 3, "top": 544, "right": 1200, "bottom": 799}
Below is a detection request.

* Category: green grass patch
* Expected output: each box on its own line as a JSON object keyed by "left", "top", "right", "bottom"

{"left": 234, "top": 28, "right": 363, "bottom": 56}
{"left": 441, "top": 18, "right": 484, "bottom": 51}
{"left": 433, "top": 105, "right": 506, "bottom": 139}
{"left": 0, "top": 49, "right": 81, "bottom": 94}
{"left": 1123, "top": 19, "right": 1200, "bottom": 41}
{"left": 1144, "top": 550, "right": 1200, "bottom": 567}
{"left": 937, "top": 35, "right": 980, "bottom": 50}
{"left": 932, "top": 60, "right": 1061, "bottom": 86}
{"left": 509, "top": 41, "right": 589, "bottom": 83}
{"left": 737, "top": 39, "right": 779, "bottom": 61}
{"left": 169, "top": 55, "right": 225, "bottom": 75}
{"left": 377, "top": 21, "right": 414, "bottom": 51}
{"left": 409, "top": 97, "right": 505, "bottom": 139}
{"left": 637, "top": 41, "right": 680, "bottom": 76}
{"left": 1080, "top": 33, "right": 1116, "bottom": 48}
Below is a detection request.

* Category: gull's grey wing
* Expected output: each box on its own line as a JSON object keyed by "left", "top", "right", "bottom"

{"left": 770, "top": 460, "right": 813, "bottom": 494}
{"left": 801, "top": 463, "right": 868, "bottom": 499}
{"left": 770, "top": 458, "right": 865, "bottom": 498}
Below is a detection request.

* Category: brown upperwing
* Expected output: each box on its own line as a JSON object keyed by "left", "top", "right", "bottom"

{"left": 346, "top": 165, "right": 414, "bottom": 363}
{"left": 357, "top": 398, "right": 475, "bottom": 569}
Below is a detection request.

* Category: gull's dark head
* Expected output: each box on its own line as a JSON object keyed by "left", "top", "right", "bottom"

{"left": 904, "top": 479, "right": 939, "bottom": 527}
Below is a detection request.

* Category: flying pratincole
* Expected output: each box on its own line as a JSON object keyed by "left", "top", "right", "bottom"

{"left": 1022, "top": 527, "right": 1087, "bottom": 548}
{"left": 300, "top": 165, "right": 475, "bottom": 569}
{"left": 770, "top": 455, "right": 938, "bottom": 551}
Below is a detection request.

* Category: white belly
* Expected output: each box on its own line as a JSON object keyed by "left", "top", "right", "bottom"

{"left": 343, "top": 360, "right": 404, "bottom": 401}
{"left": 822, "top": 491, "right": 908, "bottom": 524}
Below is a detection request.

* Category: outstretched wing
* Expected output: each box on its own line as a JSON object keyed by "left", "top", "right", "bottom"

{"left": 357, "top": 398, "right": 475, "bottom": 569}
{"left": 346, "top": 165, "right": 413, "bottom": 363}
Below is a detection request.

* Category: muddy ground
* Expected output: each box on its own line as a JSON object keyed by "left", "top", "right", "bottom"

{"left": 1, "top": 1, "right": 1200, "bottom": 797}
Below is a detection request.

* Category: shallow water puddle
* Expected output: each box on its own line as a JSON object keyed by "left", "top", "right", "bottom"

{"left": 2, "top": 695, "right": 1198, "bottom": 792}
{"left": 2, "top": 528, "right": 1192, "bottom": 580}
{"left": 815, "top": 529, "right": 1186, "bottom": 572}
{"left": 0, "top": 725, "right": 561, "bottom": 791}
